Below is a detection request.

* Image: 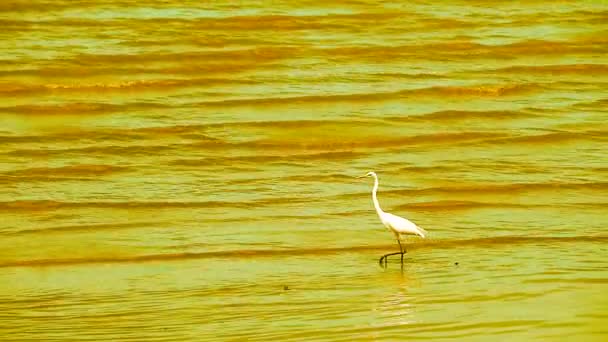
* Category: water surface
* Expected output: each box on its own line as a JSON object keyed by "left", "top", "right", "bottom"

{"left": 1, "top": 1, "right": 607, "bottom": 341}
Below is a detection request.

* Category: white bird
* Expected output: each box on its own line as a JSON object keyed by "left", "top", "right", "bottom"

{"left": 359, "top": 171, "right": 427, "bottom": 264}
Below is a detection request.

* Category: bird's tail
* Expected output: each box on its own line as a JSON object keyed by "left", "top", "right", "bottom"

{"left": 417, "top": 225, "right": 428, "bottom": 238}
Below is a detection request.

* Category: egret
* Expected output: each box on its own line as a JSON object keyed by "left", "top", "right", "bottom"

{"left": 358, "top": 171, "right": 427, "bottom": 265}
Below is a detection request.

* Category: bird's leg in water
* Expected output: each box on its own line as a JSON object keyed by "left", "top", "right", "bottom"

{"left": 379, "top": 238, "right": 408, "bottom": 266}
{"left": 379, "top": 252, "right": 403, "bottom": 266}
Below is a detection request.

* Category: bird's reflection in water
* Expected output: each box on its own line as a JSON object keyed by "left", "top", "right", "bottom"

{"left": 368, "top": 269, "right": 418, "bottom": 337}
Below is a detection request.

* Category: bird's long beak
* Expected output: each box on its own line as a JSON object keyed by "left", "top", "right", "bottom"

{"left": 356, "top": 174, "right": 367, "bottom": 178}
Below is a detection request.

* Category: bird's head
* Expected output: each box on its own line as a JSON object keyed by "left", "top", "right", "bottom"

{"left": 357, "top": 171, "right": 377, "bottom": 178}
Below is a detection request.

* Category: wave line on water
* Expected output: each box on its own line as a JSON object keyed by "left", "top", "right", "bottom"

{"left": 1, "top": 235, "right": 606, "bottom": 269}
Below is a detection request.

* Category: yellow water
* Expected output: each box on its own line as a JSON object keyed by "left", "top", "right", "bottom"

{"left": 1, "top": 1, "right": 608, "bottom": 340}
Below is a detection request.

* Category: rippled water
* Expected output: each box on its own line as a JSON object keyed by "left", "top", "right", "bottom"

{"left": 1, "top": 1, "right": 607, "bottom": 341}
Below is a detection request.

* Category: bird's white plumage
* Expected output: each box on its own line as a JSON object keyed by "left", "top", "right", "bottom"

{"left": 361, "top": 171, "right": 427, "bottom": 241}
{"left": 380, "top": 212, "right": 427, "bottom": 238}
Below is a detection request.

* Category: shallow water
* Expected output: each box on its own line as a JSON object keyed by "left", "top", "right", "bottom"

{"left": 1, "top": 1, "right": 607, "bottom": 341}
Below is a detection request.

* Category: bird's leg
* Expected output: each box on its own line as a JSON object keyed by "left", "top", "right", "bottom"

{"left": 379, "top": 252, "right": 402, "bottom": 266}
{"left": 397, "top": 239, "right": 404, "bottom": 263}
{"left": 379, "top": 238, "right": 407, "bottom": 267}
{"left": 398, "top": 238, "right": 407, "bottom": 255}
{"left": 379, "top": 242, "right": 404, "bottom": 266}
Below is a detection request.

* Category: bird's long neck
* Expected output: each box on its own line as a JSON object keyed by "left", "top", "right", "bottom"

{"left": 371, "top": 175, "right": 383, "bottom": 215}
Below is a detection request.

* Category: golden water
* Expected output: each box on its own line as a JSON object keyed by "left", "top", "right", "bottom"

{"left": 1, "top": 1, "right": 607, "bottom": 340}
